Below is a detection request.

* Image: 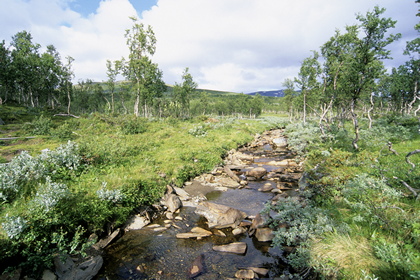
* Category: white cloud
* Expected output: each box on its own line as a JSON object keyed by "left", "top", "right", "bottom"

{"left": 0, "top": 0, "right": 137, "bottom": 82}
{"left": 141, "top": 0, "right": 418, "bottom": 92}
{"left": 0, "top": 0, "right": 418, "bottom": 92}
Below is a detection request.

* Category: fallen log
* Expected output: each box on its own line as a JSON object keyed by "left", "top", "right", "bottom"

{"left": 54, "top": 113, "right": 80, "bottom": 118}
{"left": 0, "top": 136, "right": 36, "bottom": 140}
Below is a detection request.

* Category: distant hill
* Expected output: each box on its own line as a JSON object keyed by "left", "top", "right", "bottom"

{"left": 246, "top": 90, "right": 285, "bottom": 97}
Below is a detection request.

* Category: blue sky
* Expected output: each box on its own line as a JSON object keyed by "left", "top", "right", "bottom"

{"left": 69, "top": 0, "right": 157, "bottom": 17}
{"left": 0, "top": 0, "right": 418, "bottom": 92}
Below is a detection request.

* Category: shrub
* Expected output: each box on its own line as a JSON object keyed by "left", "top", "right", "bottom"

{"left": 24, "top": 115, "right": 53, "bottom": 135}
{"left": 2, "top": 215, "right": 28, "bottom": 240}
{"left": 341, "top": 174, "right": 403, "bottom": 226}
{"left": 31, "top": 177, "right": 70, "bottom": 212}
{"left": 120, "top": 117, "right": 147, "bottom": 135}
{"left": 51, "top": 122, "right": 75, "bottom": 140}
{"left": 96, "top": 182, "right": 125, "bottom": 204}
{"left": 188, "top": 125, "right": 207, "bottom": 137}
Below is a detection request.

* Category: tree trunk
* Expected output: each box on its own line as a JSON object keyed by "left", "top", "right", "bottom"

{"left": 67, "top": 87, "right": 71, "bottom": 115}
{"left": 350, "top": 99, "right": 360, "bottom": 150}
{"left": 367, "top": 92, "right": 374, "bottom": 129}
{"left": 303, "top": 91, "right": 307, "bottom": 125}
{"left": 134, "top": 94, "right": 140, "bottom": 117}
{"left": 319, "top": 98, "right": 334, "bottom": 136}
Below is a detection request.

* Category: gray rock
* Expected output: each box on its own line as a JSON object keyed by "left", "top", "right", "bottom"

{"left": 235, "top": 269, "right": 255, "bottom": 279}
{"left": 213, "top": 242, "right": 247, "bottom": 254}
{"left": 54, "top": 254, "right": 103, "bottom": 280}
{"left": 258, "top": 182, "right": 274, "bottom": 192}
{"left": 163, "top": 193, "right": 182, "bottom": 212}
{"left": 232, "top": 226, "right": 247, "bottom": 235}
{"left": 248, "top": 267, "right": 269, "bottom": 276}
{"left": 255, "top": 227, "right": 274, "bottom": 242}
{"left": 188, "top": 254, "right": 204, "bottom": 278}
{"left": 195, "top": 201, "right": 247, "bottom": 228}
{"left": 42, "top": 269, "right": 57, "bottom": 280}
{"left": 247, "top": 167, "right": 267, "bottom": 179}
{"left": 125, "top": 215, "right": 150, "bottom": 230}
{"left": 173, "top": 186, "right": 190, "bottom": 201}
{"left": 215, "top": 176, "right": 240, "bottom": 188}
{"left": 273, "top": 137, "right": 288, "bottom": 147}
{"left": 176, "top": 227, "right": 212, "bottom": 239}
{"left": 248, "top": 213, "right": 266, "bottom": 236}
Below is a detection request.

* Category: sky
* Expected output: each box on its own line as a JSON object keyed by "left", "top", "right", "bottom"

{"left": 0, "top": 0, "right": 418, "bottom": 93}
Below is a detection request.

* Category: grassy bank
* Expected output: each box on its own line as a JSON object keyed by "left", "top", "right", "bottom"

{"left": 267, "top": 116, "right": 420, "bottom": 279}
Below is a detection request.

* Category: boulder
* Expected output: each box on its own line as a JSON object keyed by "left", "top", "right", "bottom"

{"left": 125, "top": 215, "right": 150, "bottom": 230}
{"left": 188, "top": 254, "right": 204, "bottom": 278}
{"left": 223, "top": 165, "right": 240, "bottom": 182}
{"left": 235, "top": 269, "right": 255, "bottom": 279}
{"left": 176, "top": 227, "right": 212, "bottom": 239}
{"left": 248, "top": 267, "right": 269, "bottom": 277}
{"left": 273, "top": 137, "right": 288, "bottom": 147}
{"left": 173, "top": 186, "right": 190, "bottom": 201}
{"left": 42, "top": 269, "right": 57, "bottom": 280}
{"left": 248, "top": 213, "right": 266, "bottom": 236}
{"left": 54, "top": 254, "right": 103, "bottom": 280}
{"left": 247, "top": 167, "right": 267, "bottom": 179}
{"left": 232, "top": 226, "right": 247, "bottom": 235}
{"left": 162, "top": 193, "right": 182, "bottom": 213}
{"left": 215, "top": 176, "right": 240, "bottom": 188}
{"left": 255, "top": 227, "right": 274, "bottom": 242}
{"left": 195, "top": 201, "right": 247, "bottom": 228}
{"left": 232, "top": 152, "right": 254, "bottom": 162}
{"left": 258, "top": 183, "right": 274, "bottom": 192}
{"left": 213, "top": 242, "right": 247, "bottom": 254}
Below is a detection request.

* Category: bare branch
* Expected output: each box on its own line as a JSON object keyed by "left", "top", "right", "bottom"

{"left": 387, "top": 142, "right": 399, "bottom": 155}
{"left": 406, "top": 149, "right": 420, "bottom": 171}
{"left": 393, "top": 176, "right": 420, "bottom": 200}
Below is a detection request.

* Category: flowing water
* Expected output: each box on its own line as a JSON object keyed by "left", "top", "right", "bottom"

{"left": 96, "top": 135, "right": 301, "bottom": 279}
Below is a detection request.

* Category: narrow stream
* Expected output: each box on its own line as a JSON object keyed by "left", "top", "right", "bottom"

{"left": 97, "top": 131, "right": 301, "bottom": 279}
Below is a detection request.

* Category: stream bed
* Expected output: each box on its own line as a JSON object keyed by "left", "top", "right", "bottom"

{"left": 96, "top": 130, "right": 302, "bottom": 279}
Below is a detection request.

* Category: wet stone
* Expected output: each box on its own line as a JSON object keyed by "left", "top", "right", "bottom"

{"left": 213, "top": 242, "right": 247, "bottom": 254}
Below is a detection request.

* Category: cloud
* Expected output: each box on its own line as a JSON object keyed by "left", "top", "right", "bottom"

{"left": 0, "top": 0, "right": 418, "bottom": 92}
{"left": 142, "top": 0, "right": 418, "bottom": 92}
{"left": 0, "top": 0, "right": 137, "bottom": 81}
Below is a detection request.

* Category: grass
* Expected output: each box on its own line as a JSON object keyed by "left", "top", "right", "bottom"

{"left": 310, "top": 232, "right": 386, "bottom": 279}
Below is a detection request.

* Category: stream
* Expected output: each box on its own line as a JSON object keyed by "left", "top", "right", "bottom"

{"left": 96, "top": 130, "right": 302, "bottom": 279}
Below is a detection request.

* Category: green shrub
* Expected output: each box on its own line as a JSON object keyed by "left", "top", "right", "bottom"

{"left": 25, "top": 115, "right": 53, "bottom": 135}
{"left": 51, "top": 122, "right": 75, "bottom": 140}
{"left": 120, "top": 117, "right": 147, "bottom": 135}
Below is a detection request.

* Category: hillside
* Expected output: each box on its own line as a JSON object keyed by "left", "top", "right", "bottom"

{"left": 246, "top": 89, "right": 285, "bottom": 97}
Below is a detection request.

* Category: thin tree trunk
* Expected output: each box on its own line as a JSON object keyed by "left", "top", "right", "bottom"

{"left": 134, "top": 94, "right": 140, "bottom": 117}
{"left": 350, "top": 99, "right": 360, "bottom": 150}
{"left": 67, "top": 87, "right": 71, "bottom": 115}
{"left": 303, "top": 91, "right": 307, "bottom": 125}
{"left": 368, "top": 92, "right": 374, "bottom": 129}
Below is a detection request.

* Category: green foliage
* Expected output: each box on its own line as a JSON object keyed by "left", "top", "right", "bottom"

{"left": 263, "top": 197, "right": 340, "bottom": 272}
{"left": 51, "top": 121, "right": 77, "bottom": 140}
{"left": 119, "top": 116, "right": 148, "bottom": 135}
{"left": 24, "top": 114, "right": 53, "bottom": 135}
